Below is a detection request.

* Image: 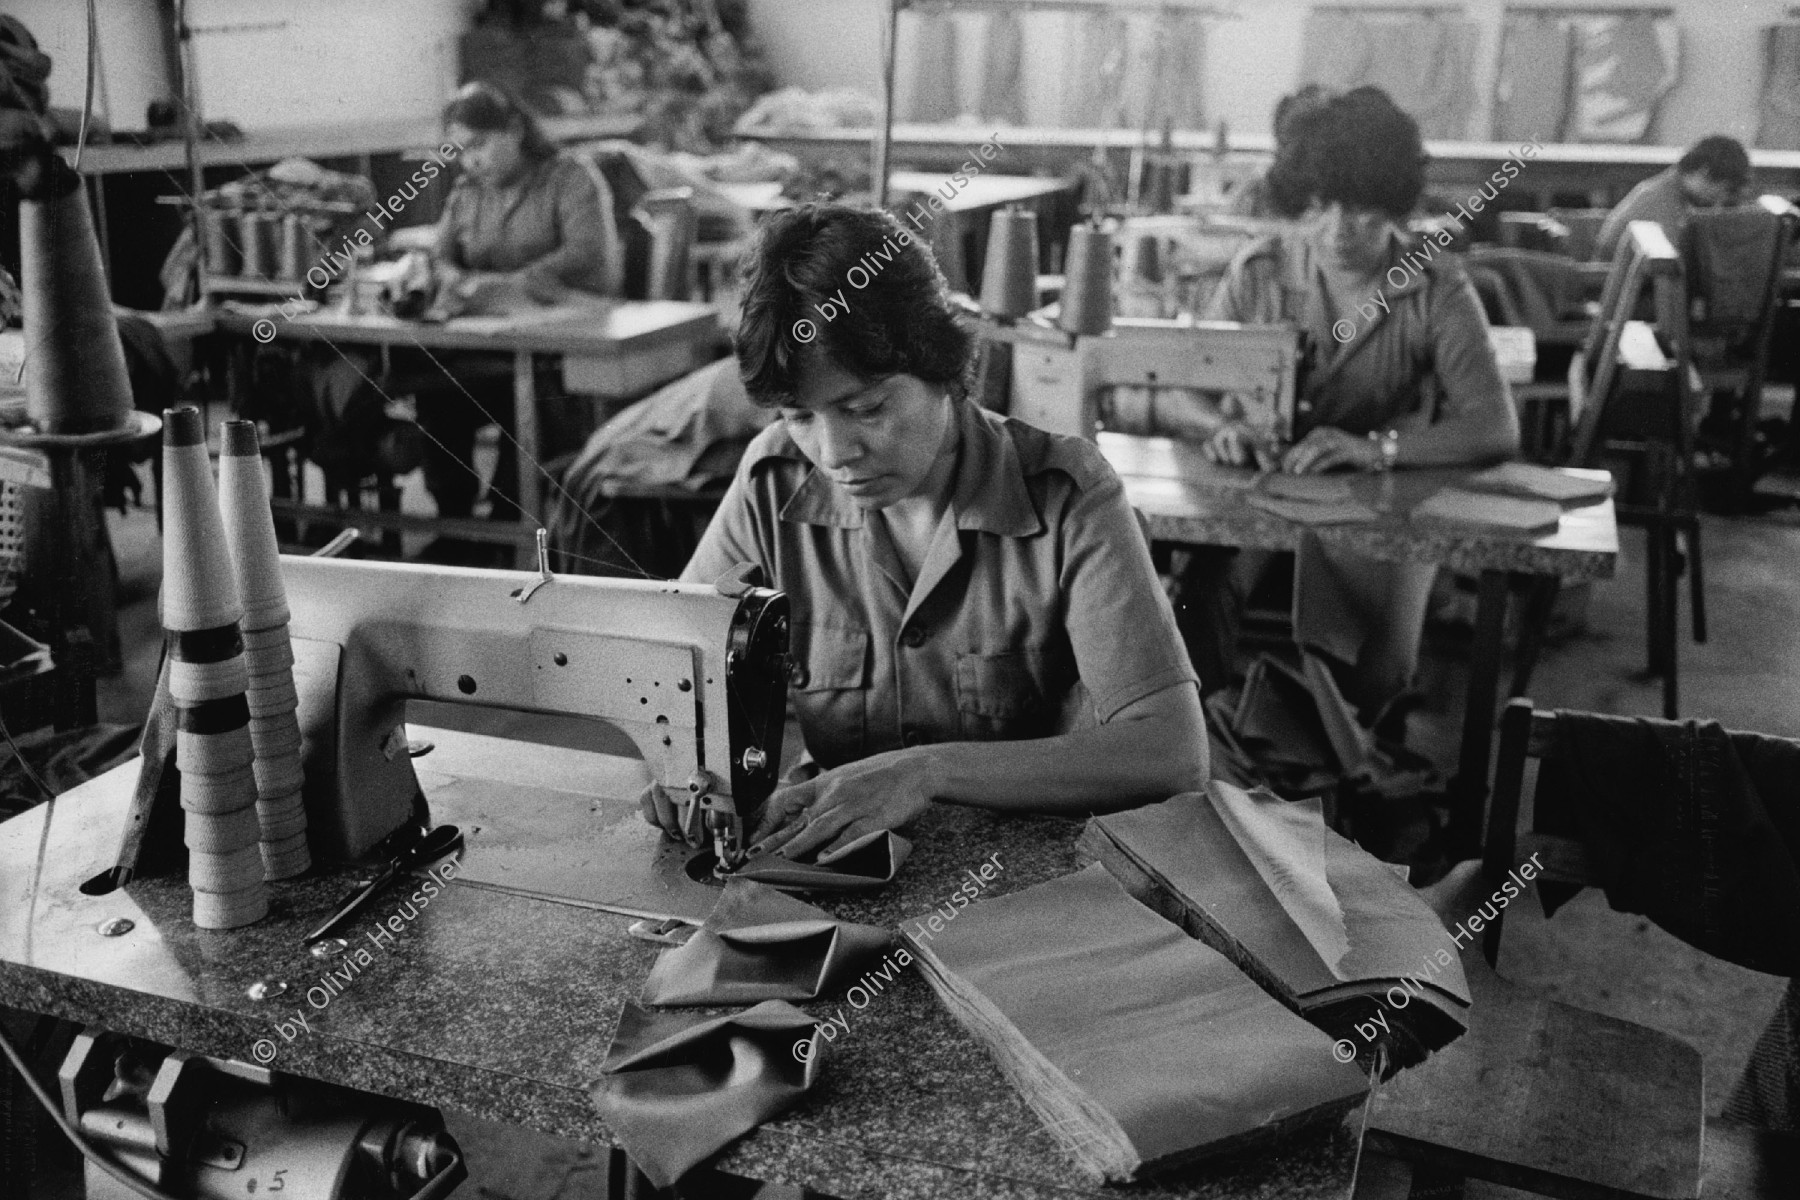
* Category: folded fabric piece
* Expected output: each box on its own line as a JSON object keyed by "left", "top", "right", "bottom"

{"left": 1411, "top": 488, "right": 1561, "bottom": 535}
{"left": 1261, "top": 473, "right": 1357, "bottom": 504}
{"left": 906, "top": 863, "right": 1367, "bottom": 1181}
{"left": 1078, "top": 785, "right": 1471, "bottom": 1070}
{"left": 1533, "top": 711, "right": 1800, "bottom": 976}
{"left": 1464, "top": 462, "right": 1613, "bottom": 507}
{"left": 589, "top": 1000, "right": 821, "bottom": 1190}
{"left": 1245, "top": 492, "right": 1381, "bottom": 525}
{"left": 730, "top": 828, "right": 911, "bottom": 892}
{"left": 640, "top": 878, "right": 894, "bottom": 1006}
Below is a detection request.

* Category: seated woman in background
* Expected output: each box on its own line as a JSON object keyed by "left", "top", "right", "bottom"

{"left": 1226, "top": 83, "right": 1333, "bottom": 220}
{"left": 1164, "top": 87, "right": 1519, "bottom": 721}
{"left": 642, "top": 203, "right": 1210, "bottom": 859}
{"left": 414, "top": 82, "right": 620, "bottom": 541}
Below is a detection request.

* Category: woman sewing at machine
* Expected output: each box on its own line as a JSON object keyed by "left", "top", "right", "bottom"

{"left": 641, "top": 203, "right": 1210, "bottom": 859}
{"left": 411, "top": 82, "right": 619, "bottom": 543}
{"left": 1165, "top": 87, "right": 1520, "bottom": 722}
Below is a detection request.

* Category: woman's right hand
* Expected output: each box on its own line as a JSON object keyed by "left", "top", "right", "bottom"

{"left": 1202, "top": 422, "right": 1274, "bottom": 469}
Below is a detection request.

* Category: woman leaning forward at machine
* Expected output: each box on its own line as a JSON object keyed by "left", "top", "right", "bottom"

{"left": 643, "top": 203, "right": 1212, "bottom": 857}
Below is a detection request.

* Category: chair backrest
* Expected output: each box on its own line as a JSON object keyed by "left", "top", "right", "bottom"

{"left": 1546, "top": 207, "right": 1612, "bottom": 262}
{"left": 635, "top": 187, "right": 698, "bottom": 303}
{"left": 1568, "top": 219, "right": 1690, "bottom": 465}
{"left": 1681, "top": 198, "right": 1799, "bottom": 352}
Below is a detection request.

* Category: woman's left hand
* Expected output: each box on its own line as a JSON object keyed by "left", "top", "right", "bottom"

{"left": 746, "top": 750, "right": 938, "bottom": 860}
{"left": 1280, "top": 426, "right": 1382, "bottom": 475}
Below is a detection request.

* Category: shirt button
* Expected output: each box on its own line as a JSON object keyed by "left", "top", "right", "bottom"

{"left": 902, "top": 726, "right": 926, "bottom": 747}
{"left": 901, "top": 627, "right": 927, "bottom": 649}
{"left": 1297, "top": 401, "right": 1313, "bottom": 413}
{"left": 788, "top": 662, "right": 809, "bottom": 688}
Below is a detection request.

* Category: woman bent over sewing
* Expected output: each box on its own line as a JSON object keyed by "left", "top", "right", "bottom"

{"left": 1165, "top": 87, "right": 1520, "bottom": 721}
{"left": 642, "top": 202, "right": 1210, "bottom": 857}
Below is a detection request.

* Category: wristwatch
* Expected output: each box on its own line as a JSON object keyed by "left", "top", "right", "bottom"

{"left": 1367, "top": 428, "right": 1400, "bottom": 472}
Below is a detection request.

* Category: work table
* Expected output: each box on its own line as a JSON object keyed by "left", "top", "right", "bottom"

{"left": 0, "top": 733, "right": 1357, "bottom": 1199}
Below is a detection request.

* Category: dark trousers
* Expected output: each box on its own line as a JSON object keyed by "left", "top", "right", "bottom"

{"left": 396, "top": 353, "right": 518, "bottom": 522}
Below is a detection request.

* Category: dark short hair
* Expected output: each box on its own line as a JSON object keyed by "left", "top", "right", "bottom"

{"left": 734, "top": 203, "right": 973, "bottom": 407}
{"left": 1272, "top": 84, "right": 1333, "bottom": 146}
{"left": 1677, "top": 136, "right": 1750, "bottom": 188}
{"left": 442, "top": 81, "right": 554, "bottom": 161}
{"left": 1265, "top": 86, "right": 1426, "bottom": 220}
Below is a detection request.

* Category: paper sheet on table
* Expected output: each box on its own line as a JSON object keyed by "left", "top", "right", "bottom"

{"left": 1464, "top": 462, "right": 1612, "bottom": 506}
{"left": 1204, "top": 783, "right": 1352, "bottom": 975}
{"left": 1411, "top": 487, "right": 1561, "bottom": 534}
{"left": 1246, "top": 492, "right": 1381, "bottom": 525}
{"left": 639, "top": 878, "right": 893, "bottom": 1006}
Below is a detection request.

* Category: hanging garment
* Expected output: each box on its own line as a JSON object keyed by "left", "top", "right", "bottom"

{"left": 1567, "top": 14, "right": 1681, "bottom": 144}
{"left": 1298, "top": 12, "right": 1480, "bottom": 140}
{"left": 976, "top": 9, "right": 1025, "bottom": 126}
{"left": 1757, "top": 25, "right": 1800, "bottom": 151}
{"left": 1061, "top": 10, "right": 1131, "bottom": 129}
{"left": 1494, "top": 12, "right": 1574, "bottom": 143}
{"left": 898, "top": 9, "right": 960, "bottom": 123}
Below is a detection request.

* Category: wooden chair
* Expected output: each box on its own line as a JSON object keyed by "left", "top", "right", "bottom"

{"left": 1562, "top": 220, "right": 1702, "bottom": 719}
{"left": 1682, "top": 198, "right": 1800, "bottom": 506}
{"left": 1469, "top": 698, "right": 1800, "bottom": 1199}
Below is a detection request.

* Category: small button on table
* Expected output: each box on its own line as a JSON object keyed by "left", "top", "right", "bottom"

{"left": 901, "top": 627, "right": 927, "bottom": 649}
{"left": 788, "top": 663, "right": 810, "bottom": 688}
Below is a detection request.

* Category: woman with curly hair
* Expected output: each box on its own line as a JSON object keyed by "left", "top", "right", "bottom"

{"left": 1171, "top": 87, "right": 1520, "bottom": 720}
{"left": 641, "top": 202, "right": 1210, "bottom": 857}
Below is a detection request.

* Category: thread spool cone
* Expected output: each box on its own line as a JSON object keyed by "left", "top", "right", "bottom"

{"left": 19, "top": 185, "right": 137, "bottom": 436}
{"left": 979, "top": 207, "right": 1039, "bottom": 318}
{"left": 218, "top": 421, "right": 290, "bottom": 621}
{"left": 1058, "top": 224, "right": 1115, "bottom": 336}
{"left": 161, "top": 407, "right": 245, "bottom": 632}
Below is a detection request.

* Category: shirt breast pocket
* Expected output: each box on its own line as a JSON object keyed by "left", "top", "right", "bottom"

{"left": 955, "top": 646, "right": 1073, "bottom": 741}
{"left": 787, "top": 619, "right": 870, "bottom": 766}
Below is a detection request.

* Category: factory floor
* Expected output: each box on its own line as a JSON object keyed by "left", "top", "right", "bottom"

{"left": 37, "top": 458, "right": 1800, "bottom": 1198}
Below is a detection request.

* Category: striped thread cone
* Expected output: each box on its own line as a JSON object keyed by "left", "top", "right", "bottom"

{"left": 163, "top": 407, "right": 270, "bottom": 928}
{"left": 218, "top": 420, "right": 309, "bottom": 880}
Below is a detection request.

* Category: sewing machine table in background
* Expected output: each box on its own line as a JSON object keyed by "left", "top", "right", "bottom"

{"left": 213, "top": 302, "right": 718, "bottom": 565}
{"left": 1102, "top": 434, "right": 1620, "bottom": 859}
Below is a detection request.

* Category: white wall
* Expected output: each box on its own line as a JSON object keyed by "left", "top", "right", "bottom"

{"left": 747, "top": 0, "right": 1796, "bottom": 148}
{"left": 7, "top": 0, "right": 480, "bottom": 134}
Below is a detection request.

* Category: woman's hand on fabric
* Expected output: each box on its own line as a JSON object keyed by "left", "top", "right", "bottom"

{"left": 1280, "top": 426, "right": 1381, "bottom": 474}
{"left": 746, "top": 751, "right": 938, "bottom": 860}
{"left": 1201, "top": 422, "right": 1277, "bottom": 469}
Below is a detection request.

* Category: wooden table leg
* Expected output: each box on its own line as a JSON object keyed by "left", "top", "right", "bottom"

{"left": 513, "top": 351, "right": 540, "bottom": 570}
{"left": 1448, "top": 568, "right": 1510, "bottom": 861}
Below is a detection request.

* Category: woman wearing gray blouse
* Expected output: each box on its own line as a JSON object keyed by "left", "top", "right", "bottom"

{"left": 1163, "top": 88, "right": 1519, "bottom": 720}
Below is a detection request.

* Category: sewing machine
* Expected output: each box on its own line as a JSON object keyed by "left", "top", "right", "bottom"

{"left": 989, "top": 317, "right": 1300, "bottom": 443}
{"left": 281, "top": 556, "right": 789, "bottom": 871}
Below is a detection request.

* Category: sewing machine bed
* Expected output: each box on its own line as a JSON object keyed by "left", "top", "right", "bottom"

{"left": 410, "top": 725, "right": 727, "bottom": 922}
{"left": 0, "top": 731, "right": 1358, "bottom": 1199}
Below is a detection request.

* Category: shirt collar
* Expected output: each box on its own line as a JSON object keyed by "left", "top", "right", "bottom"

{"left": 775, "top": 399, "right": 1042, "bottom": 537}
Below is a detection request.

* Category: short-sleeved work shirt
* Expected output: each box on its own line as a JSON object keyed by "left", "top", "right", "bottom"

{"left": 682, "top": 398, "right": 1199, "bottom": 770}
{"left": 434, "top": 153, "right": 611, "bottom": 295}
{"left": 1197, "top": 232, "right": 1513, "bottom": 440}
